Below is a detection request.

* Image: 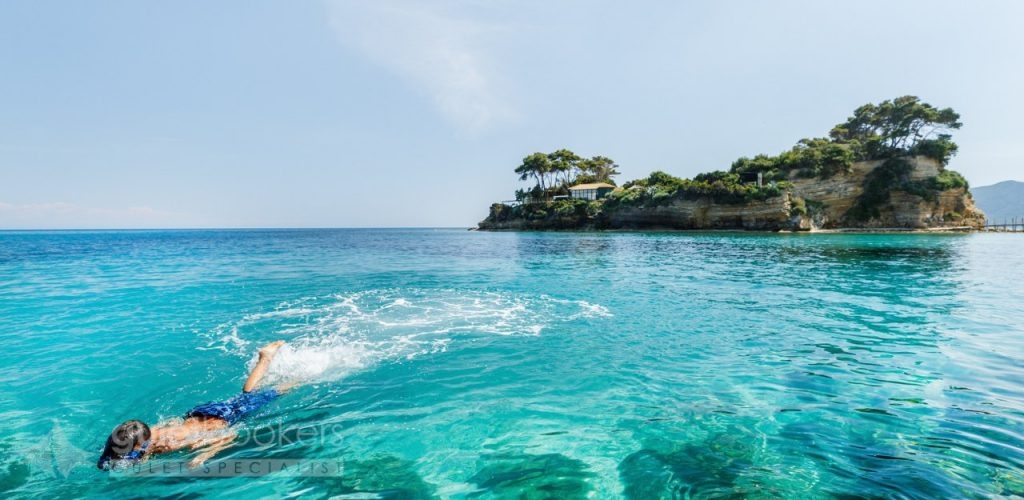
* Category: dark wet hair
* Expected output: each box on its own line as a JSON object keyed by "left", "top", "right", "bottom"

{"left": 97, "top": 420, "right": 151, "bottom": 470}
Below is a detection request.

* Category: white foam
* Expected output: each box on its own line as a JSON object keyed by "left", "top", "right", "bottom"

{"left": 241, "top": 306, "right": 317, "bottom": 322}
{"left": 205, "top": 289, "right": 611, "bottom": 384}
{"left": 259, "top": 342, "right": 371, "bottom": 384}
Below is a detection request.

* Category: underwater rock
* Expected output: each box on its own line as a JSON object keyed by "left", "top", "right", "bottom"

{"left": 297, "top": 453, "right": 436, "bottom": 499}
{"left": 468, "top": 452, "right": 593, "bottom": 499}
{"left": 618, "top": 432, "right": 760, "bottom": 499}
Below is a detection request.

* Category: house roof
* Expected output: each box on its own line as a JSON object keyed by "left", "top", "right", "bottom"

{"left": 568, "top": 182, "right": 616, "bottom": 191}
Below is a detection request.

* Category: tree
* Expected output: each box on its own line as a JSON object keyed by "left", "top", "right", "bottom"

{"left": 514, "top": 149, "right": 621, "bottom": 191}
{"left": 515, "top": 152, "right": 552, "bottom": 190}
{"left": 829, "top": 96, "right": 961, "bottom": 160}
{"left": 548, "top": 149, "right": 582, "bottom": 187}
{"left": 579, "top": 156, "right": 621, "bottom": 184}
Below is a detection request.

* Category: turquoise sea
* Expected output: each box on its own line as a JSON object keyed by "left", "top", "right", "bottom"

{"left": 1, "top": 229, "right": 1022, "bottom": 498}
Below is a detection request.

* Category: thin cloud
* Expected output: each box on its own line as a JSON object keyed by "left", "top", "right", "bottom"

{"left": 325, "top": 0, "right": 518, "bottom": 132}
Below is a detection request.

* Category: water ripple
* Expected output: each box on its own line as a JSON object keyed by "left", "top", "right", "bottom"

{"left": 1, "top": 230, "right": 1022, "bottom": 497}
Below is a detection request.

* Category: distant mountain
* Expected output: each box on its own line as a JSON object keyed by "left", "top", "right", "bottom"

{"left": 973, "top": 180, "right": 1024, "bottom": 223}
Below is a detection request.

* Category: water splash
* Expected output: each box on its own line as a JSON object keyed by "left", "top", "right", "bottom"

{"left": 202, "top": 289, "right": 611, "bottom": 385}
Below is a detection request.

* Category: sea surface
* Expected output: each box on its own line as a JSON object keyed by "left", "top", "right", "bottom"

{"left": 0, "top": 229, "right": 1022, "bottom": 499}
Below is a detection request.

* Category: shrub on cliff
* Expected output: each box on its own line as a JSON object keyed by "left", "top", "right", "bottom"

{"left": 932, "top": 170, "right": 968, "bottom": 191}
{"left": 604, "top": 170, "right": 784, "bottom": 209}
{"left": 846, "top": 158, "right": 971, "bottom": 223}
{"left": 846, "top": 158, "right": 914, "bottom": 221}
{"left": 553, "top": 198, "right": 589, "bottom": 217}
{"left": 789, "top": 196, "right": 808, "bottom": 217}
{"left": 488, "top": 203, "right": 513, "bottom": 222}
{"left": 910, "top": 136, "right": 959, "bottom": 164}
{"left": 732, "top": 139, "right": 856, "bottom": 181}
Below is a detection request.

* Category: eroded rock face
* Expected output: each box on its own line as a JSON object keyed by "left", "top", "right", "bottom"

{"left": 607, "top": 197, "right": 795, "bottom": 230}
{"left": 786, "top": 157, "right": 985, "bottom": 229}
{"left": 478, "top": 156, "right": 985, "bottom": 231}
{"left": 607, "top": 157, "right": 984, "bottom": 230}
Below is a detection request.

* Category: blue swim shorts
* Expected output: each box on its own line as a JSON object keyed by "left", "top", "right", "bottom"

{"left": 185, "top": 388, "right": 279, "bottom": 424}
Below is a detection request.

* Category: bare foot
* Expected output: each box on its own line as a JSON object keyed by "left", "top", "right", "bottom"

{"left": 258, "top": 340, "right": 285, "bottom": 359}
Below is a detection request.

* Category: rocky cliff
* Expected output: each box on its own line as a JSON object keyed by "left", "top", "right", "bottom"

{"left": 605, "top": 197, "right": 795, "bottom": 230}
{"left": 784, "top": 156, "right": 984, "bottom": 230}
{"left": 478, "top": 156, "right": 985, "bottom": 231}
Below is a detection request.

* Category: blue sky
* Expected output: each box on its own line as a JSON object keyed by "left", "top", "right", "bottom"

{"left": 1, "top": 1, "right": 1022, "bottom": 228}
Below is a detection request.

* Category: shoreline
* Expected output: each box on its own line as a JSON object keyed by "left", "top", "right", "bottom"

{"left": 473, "top": 226, "right": 983, "bottom": 234}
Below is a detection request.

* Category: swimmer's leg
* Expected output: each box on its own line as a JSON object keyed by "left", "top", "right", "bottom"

{"left": 242, "top": 340, "right": 285, "bottom": 393}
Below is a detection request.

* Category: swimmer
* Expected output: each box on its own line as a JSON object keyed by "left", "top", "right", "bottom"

{"left": 97, "top": 340, "right": 289, "bottom": 470}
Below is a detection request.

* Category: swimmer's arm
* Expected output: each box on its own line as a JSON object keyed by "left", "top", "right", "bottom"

{"left": 187, "top": 431, "right": 237, "bottom": 469}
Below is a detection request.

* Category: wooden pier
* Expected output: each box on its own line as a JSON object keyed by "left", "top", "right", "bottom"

{"left": 985, "top": 217, "right": 1024, "bottom": 232}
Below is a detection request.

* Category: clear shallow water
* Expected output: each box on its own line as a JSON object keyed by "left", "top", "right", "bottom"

{"left": 0, "top": 229, "right": 1022, "bottom": 498}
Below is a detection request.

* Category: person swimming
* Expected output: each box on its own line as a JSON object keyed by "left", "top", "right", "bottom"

{"left": 98, "top": 340, "right": 289, "bottom": 470}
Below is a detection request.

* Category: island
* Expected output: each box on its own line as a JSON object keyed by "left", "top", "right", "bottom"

{"left": 478, "top": 96, "right": 986, "bottom": 231}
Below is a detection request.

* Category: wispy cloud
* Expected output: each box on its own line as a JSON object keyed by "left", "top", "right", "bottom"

{"left": 0, "top": 201, "right": 188, "bottom": 229}
{"left": 324, "top": 0, "right": 518, "bottom": 132}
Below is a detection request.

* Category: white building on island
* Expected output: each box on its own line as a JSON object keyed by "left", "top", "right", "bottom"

{"left": 568, "top": 182, "right": 616, "bottom": 201}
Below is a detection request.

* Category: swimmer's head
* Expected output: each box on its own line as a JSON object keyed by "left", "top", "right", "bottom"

{"left": 97, "top": 420, "right": 151, "bottom": 469}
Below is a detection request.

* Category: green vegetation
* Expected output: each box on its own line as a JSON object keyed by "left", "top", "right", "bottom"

{"left": 829, "top": 95, "right": 961, "bottom": 162}
{"left": 604, "top": 170, "right": 787, "bottom": 209}
{"left": 846, "top": 157, "right": 915, "bottom": 221}
{"left": 731, "top": 139, "right": 857, "bottom": 182}
{"left": 845, "top": 157, "right": 971, "bottom": 222}
{"left": 933, "top": 170, "right": 969, "bottom": 191}
{"left": 513, "top": 149, "right": 620, "bottom": 200}
{"left": 486, "top": 198, "right": 597, "bottom": 229}
{"left": 494, "top": 148, "right": 619, "bottom": 227}
{"left": 829, "top": 96, "right": 965, "bottom": 221}
{"left": 731, "top": 96, "right": 961, "bottom": 182}
{"left": 789, "top": 196, "right": 808, "bottom": 217}
{"left": 486, "top": 96, "right": 972, "bottom": 229}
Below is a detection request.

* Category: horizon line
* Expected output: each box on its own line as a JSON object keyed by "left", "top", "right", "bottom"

{"left": 0, "top": 226, "right": 474, "bottom": 232}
